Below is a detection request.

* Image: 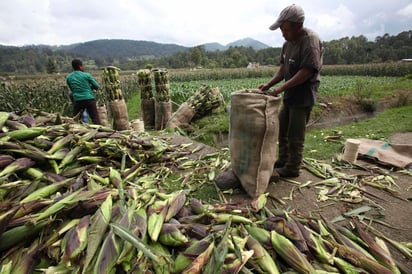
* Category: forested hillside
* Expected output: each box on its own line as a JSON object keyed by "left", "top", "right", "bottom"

{"left": 0, "top": 30, "right": 410, "bottom": 75}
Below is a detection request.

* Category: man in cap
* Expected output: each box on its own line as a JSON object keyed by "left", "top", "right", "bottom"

{"left": 258, "top": 4, "right": 323, "bottom": 177}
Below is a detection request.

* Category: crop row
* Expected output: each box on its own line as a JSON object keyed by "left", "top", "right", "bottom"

{"left": 1, "top": 64, "right": 411, "bottom": 115}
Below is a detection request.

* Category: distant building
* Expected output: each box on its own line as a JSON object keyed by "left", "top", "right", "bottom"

{"left": 247, "top": 62, "right": 260, "bottom": 69}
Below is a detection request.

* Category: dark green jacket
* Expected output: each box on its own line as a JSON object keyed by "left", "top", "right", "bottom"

{"left": 66, "top": 70, "right": 99, "bottom": 102}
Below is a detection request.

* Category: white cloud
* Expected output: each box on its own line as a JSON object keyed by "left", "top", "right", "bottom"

{"left": 0, "top": 0, "right": 410, "bottom": 47}
{"left": 397, "top": 3, "right": 412, "bottom": 17}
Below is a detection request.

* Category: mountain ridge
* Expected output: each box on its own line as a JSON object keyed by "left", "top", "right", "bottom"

{"left": 0, "top": 37, "right": 271, "bottom": 61}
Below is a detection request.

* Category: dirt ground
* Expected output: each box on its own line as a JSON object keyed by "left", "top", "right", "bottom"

{"left": 223, "top": 132, "right": 412, "bottom": 270}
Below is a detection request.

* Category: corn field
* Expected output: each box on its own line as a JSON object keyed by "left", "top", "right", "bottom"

{"left": 1, "top": 63, "right": 411, "bottom": 115}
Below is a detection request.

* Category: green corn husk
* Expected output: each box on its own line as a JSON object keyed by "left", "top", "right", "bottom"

{"left": 20, "top": 178, "right": 72, "bottom": 203}
{"left": 245, "top": 233, "right": 280, "bottom": 274}
{"left": 334, "top": 241, "right": 393, "bottom": 274}
{"left": 24, "top": 167, "right": 44, "bottom": 179}
{"left": 181, "top": 241, "right": 215, "bottom": 274}
{"left": 58, "top": 145, "right": 83, "bottom": 170}
{"left": 0, "top": 219, "right": 50, "bottom": 252}
{"left": 353, "top": 220, "right": 401, "bottom": 274}
{"left": 0, "top": 206, "right": 22, "bottom": 236}
{"left": 222, "top": 250, "right": 254, "bottom": 274}
{"left": 137, "top": 69, "right": 154, "bottom": 100}
{"left": 34, "top": 189, "right": 84, "bottom": 222}
{"left": 82, "top": 195, "right": 113, "bottom": 274}
{"left": 92, "top": 230, "right": 121, "bottom": 274}
{"left": 203, "top": 219, "right": 232, "bottom": 274}
{"left": 209, "top": 213, "right": 253, "bottom": 225}
{"left": 153, "top": 68, "right": 170, "bottom": 102}
{"left": 4, "top": 127, "right": 46, "bottom": 141}
{"left": 61, "top": 215, "right": 90, "bottom": 263}
{"left": 271, "top": 230, "right": 316, "bottom": 273}
{"left": 163, "top": 190, "right": 187, "bottom": 222}
{"left": 147, "top": 206, "right": 167, "bottom": 242}
{"left": 158, "top": 223, "right": 189, "bottom": 247}
{"left": 0, "top": 111, "right": 10, "bottom": 128}
{"left": 244, "top": 225, "right": 272, "bottom": 249}
{"left": 8, "top": 240, "right": 39, "bottom": 274}
{"left": 0, "top": 157, "right": 35, "bottom": 178}
{"left": 151, "top": 241, "right": 172, "bottom": 274}
{"left": 360, "top": 221, "right": 412, "bottom": 260}
{"left": 48, "top": 134, "right": 73, "bottom": 154}
{"left": 110, "top": 223, "right": 161, "bottom": 262}
{"left": 309, "top": 233, "right": 364, "bottom": 274}
{"left": 250, "top": 193, "right": 269, "bottom": 212}
{"left": 103, "top": 66, "right": 123, "bottom": 101}
{"left": 173, "top": 236, "right": 213, "bottom": 273}
{"left": 0, "top": 154, "right": 15, "bottom": 168}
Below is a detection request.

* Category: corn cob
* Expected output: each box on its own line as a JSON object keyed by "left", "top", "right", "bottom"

{"left": 334, "top": 240, "right": 393, "bottom": 274}
{"left": 151, "top": 241, "right": 172, "bottom": 274}
{"left": 0, "top": 157, "right": 35, "bottom": 178}
{"left": 271, "top": 230, "right": 316, "bottom": 273}
{"left": 0, "top": 111, "right": 9, "bottom": 128}
{"left": 58, "top": 145, "right": 83, "bottom": 170}
{"left": 245, "top": 233, "right": 280, "bottom": 274}
{"left": 92, "top": 230, "right": 121, "bottom": 273}
{"left": 61, "top": 215, "right": 90, "bottom": 263}
{"left": 173, "top": 236, "right": 213, "bottom": 273}
{"left": 20, "top": 178, "right": 71, "bottom": 203}
{"left": 182, "top": 241, "right": 215, "bottom": 274}
{"left": 48, "top": 134, "right": 73, "bottom": 154}
{"left": 0, "top": 154, "right": 15, "bottom": 168}
{"left": 250, "top": 192, "right": 269, "bottom": 212}
{"left": 4, "top": 127, "right": 46, "bottom": 141}
{"left": 353, "top": 220, "right": 401, "bottom": 274}
{"left": 110, "top": 223, "right": 161, "bottom": 261}
{"left": 4, "top": 119, "right": 28, "bottom": 130}
{"left": 0, "top": 219, "right": 50, "bottom": 252}
{"left": 158, "top": 223, "right": 189, "bottom": 247}
{"left": 147, "top": 210, "right": 165, "bottom": 242}
{"left": 82, "top": 195, "right": 113, "bottom": 273}
{"left": 34, "top": 189, "right": 84, "bottom": 222}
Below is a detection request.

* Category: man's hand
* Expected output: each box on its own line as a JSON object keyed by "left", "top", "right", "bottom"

{"left": 258, "top": 83, "right": 270, "bottom": 91}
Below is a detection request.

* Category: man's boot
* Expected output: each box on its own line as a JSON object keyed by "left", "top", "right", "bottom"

{"left": 276, "top": 142, "right": 304, "bottom": 178}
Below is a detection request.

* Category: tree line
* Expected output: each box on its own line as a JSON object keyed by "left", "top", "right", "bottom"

{"left": 0, "top": 30, "right": 411, "bottom": 75}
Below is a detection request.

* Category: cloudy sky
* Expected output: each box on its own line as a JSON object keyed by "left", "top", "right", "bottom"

{"left": 1, "top": 0, "right": 411, "bottom": 48}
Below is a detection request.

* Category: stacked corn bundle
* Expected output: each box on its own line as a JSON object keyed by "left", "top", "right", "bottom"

{"left": 0, "top": 111, "right": 411, "bottom": 273}
{"left": 137, "top": 69, "right": 155, "bottom": 130}
{"left": 167, "top": 84, "right": 224, "bottom": 129}
{"left": 190, "top": 84, "right": 224, "bottom": 119}
{"left": 153, "top": 68, "right": 172, "bottom": 130}
{"left": 102, "top": 66, "right": 129, "bottom": 130}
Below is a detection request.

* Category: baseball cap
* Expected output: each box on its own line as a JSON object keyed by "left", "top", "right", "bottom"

{"left": 269, "top": 4, "right": 305, "bottom": 30}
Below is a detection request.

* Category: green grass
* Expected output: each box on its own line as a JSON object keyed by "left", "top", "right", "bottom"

{"left": 304, "top": 105, "right": 412, "bottom": 160}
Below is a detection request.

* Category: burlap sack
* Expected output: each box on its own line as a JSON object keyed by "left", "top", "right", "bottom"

{"left": 141, "top": 98, "right": 155, "bottom": 130}
{"left": 97, "top": 104, "right": 109, "bottom": 127}
{"left": 166, "top": 102, "right": 196, "bottom": 129}
{"left": 155, "top": 100, "right": 172, "bottom": 130}
{"left": 110, "top": 99, "right": 129, "bottom": 131}
{"left": 229, "top": 89, "right": 281, "bottom": 197}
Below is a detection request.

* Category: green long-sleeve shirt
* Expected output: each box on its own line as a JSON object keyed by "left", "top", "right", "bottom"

{"left": 66, "top": 70, "right": 99, "bottom": 102}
